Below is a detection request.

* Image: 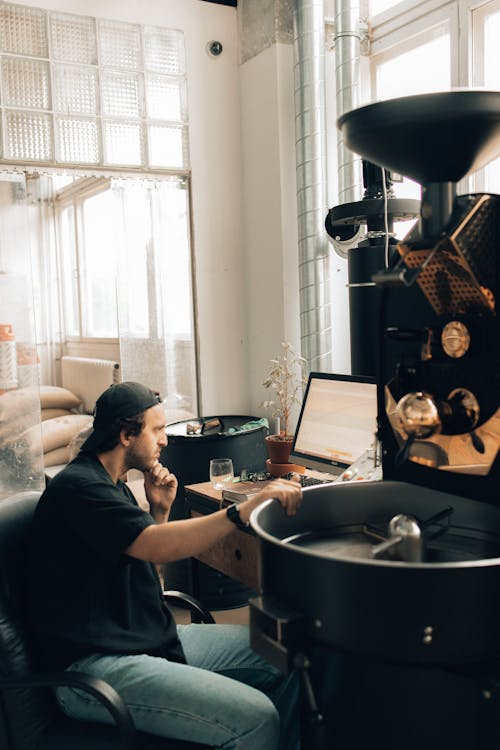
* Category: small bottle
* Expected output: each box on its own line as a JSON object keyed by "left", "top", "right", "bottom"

{"left": 0, "top": 323, "right": 18, "bottom": 391}
{"left": 16, "top": 343, "right": 40, "bottom": 388}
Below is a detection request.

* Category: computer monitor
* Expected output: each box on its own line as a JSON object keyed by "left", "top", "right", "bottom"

{"left": 289, "top": 372, "right": 378, "bottom": 474}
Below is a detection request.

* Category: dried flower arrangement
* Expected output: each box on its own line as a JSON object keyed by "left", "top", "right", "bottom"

{"left": 261, "top": 341, "right": 307, "bottom": 439}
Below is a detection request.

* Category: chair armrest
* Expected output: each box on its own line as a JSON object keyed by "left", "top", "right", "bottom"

{"left": 0, "top": 671, "right": 136, "bottom": 750}
{"left": 164, "top": 590, "right": 215, "bottom": 624}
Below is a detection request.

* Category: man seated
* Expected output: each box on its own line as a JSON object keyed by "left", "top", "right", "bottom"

{"left": 29, "top": 381, "right": 303, "bottom": 750}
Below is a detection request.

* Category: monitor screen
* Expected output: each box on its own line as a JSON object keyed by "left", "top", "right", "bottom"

{"left": 290, "top": 372, "right": 378, "bottom": 474}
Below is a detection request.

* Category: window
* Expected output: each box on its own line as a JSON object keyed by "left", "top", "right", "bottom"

{"left": 0, "top": 3, "right": 197, "bottom": 415}
{"left": 372, "top": 29, "right": 451, "bottom": 101}
{"left": 55, "top": 175, "right": 194, "bottom": 342}
{"left": 369, "top": 0, "right": 402, "bottom": 15}
{"left": 369, "top": 9, "right": 453, "bottom": 213}
{"left": 56, "top": 178, "right": 119, "bottom": 338}
{"left": 327, "top": 1, "right": 500, "bottom": 256}
{"left": 366, "top": 0, "right": 500, "bottom": 196}
{"left": 472, "top": 0, "right": 500, "bottom": 192}
{"left": 54, "top": 173, "right": 198, "bottom": 415}
{"left": 0, "top": 2, "right": 188, "bottom": 171}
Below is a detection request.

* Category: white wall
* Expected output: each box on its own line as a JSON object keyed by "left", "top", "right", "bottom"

{"left": 240, "top": 43, "right": 302, "bottom": 423}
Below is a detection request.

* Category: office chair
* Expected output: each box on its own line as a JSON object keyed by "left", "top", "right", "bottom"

{"left": 0, "top": 492, "right": 213, "bottom": 750}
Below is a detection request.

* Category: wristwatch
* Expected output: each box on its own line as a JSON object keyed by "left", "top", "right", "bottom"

{"left": 226, "top": 503, "right": 250, "bottom": 530}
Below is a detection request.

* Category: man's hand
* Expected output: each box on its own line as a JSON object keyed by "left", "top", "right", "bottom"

{"left": 144, "top": 461, "right": 178, "bottom": 523}
{"left": 238, "top": 477, "right": 303, "bottom": 524}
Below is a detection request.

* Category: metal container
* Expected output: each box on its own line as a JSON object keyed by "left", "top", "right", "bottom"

{"left": 251, "top": 480, "right": 500, "bottom": 665}
{"left": 162, "top": 415, "right": 268, "bottom": 512}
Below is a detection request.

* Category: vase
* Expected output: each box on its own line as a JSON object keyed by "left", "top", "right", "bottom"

{"left": 265, "top": 434, "right": 294, "bottom": 464}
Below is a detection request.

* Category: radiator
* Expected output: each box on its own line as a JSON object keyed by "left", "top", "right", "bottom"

{"left": 61, "top": 356, "right": 121, "bottom": 414}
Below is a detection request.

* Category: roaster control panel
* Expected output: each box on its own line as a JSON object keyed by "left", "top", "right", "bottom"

{"left": 334, "top": 449, "right": 382, "bottom": 484}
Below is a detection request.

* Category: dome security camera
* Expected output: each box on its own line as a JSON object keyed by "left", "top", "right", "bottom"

{"left": 207, "top": 40, "right": 223, "bottom": 57}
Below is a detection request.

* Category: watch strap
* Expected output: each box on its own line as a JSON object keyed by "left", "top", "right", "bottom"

{"left": 226, "top": 502, "right": 249, "bottom": 530}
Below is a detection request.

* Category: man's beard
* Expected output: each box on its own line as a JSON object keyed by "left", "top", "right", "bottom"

{"left": 125, "top": 443, "right": 156, "bottom": 473}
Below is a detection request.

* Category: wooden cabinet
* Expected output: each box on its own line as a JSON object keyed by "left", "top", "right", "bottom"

{"left": 185, "top": 482, "right": 259, "bottom": 594}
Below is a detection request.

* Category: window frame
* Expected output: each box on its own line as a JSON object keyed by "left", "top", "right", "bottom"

{"left": 53, "top": 173, "right": 198, "bottom": 350}
{"left": 364, "top": 0, "right": 500, "bottom": 195}
{"left": 55, "top": 176, "right": 117, "bottom": 342}
{"left": 369, "top": 1, "right": 460, "bottom": 94}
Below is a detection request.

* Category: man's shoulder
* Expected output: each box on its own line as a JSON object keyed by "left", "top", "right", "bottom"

{"left": 53, "top": 453, "right": 102, "bottom": 480}
{"left": 42, "top": 454, "right": 109, "bottom": 500}
{"left": 38, "top": 453, "right": 129, "bottom": 519}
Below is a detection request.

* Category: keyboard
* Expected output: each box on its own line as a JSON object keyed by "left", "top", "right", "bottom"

{"left": 283, "top": 472, "right": 334, "bottom": 487}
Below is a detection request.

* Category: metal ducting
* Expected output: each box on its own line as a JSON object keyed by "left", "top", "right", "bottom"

{"left": 333, "top": 0, "right": 363, "bottom": 214}
{"left": 293, "top": 0, "right": 332, "bottom": 372}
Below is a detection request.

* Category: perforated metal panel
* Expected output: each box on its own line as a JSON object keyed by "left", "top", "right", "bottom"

{"left": 398, "top": 194, "right": 498, "bottom": 316}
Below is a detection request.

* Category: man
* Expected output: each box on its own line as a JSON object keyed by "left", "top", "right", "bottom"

{"left": 30, "top": 382, "right": 303, "bottom": 750}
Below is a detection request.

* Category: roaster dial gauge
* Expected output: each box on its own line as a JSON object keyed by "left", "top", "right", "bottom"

{"left": 441, "top": 320, "right": 471, "bottom": 358}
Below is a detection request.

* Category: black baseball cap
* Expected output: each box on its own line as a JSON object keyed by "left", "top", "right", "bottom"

{"left": 80, "top": 381, "right": 161, "bottom": 453}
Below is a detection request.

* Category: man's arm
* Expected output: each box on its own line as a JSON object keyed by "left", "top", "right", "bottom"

{"left": 124, "top": 478, "right": 302, "bottom": 564}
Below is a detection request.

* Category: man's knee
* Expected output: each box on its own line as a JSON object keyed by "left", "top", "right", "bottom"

{"left": 250, "top": 695, "right": 280, "bottom": 745}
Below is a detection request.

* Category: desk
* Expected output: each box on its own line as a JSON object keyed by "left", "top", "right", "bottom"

{"left": 185, "top": 482, "right": 260, "bottom": 593}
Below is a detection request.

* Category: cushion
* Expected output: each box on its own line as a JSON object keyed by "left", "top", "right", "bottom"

{"left": 41, "top": 408, "right": 74, "bottom": 421}
{"left": 39, "top": 385, "right": 81, "bottom": 410}
{"left": 41, "top": 414, "right": 93, "bottom": 453}
{"left": 68, "top": 424, "right": 94, "bottom": 460}
{"left": 44, "top": 445, "right": 71, "bottom": 467}
{"left": 21, "top": 414, "right": 93, "bottom": 454}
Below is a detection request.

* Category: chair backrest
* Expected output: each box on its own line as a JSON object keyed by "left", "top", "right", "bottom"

{"left": 0, "top": 492, "right": 56, "bottom": 750}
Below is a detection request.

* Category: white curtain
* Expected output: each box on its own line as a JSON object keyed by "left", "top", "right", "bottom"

{"left": 26, "top": 173, "right": 64, "bottom": 385}
{"left": 113, "top": 177, "right": 198, "bottom": 424}
{"left": 0, "top": 172, "right": 45, "bottom": 499}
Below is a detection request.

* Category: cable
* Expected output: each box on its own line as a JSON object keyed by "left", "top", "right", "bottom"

{"left": 381, "top": 166, "right": 389, "bottom": 267}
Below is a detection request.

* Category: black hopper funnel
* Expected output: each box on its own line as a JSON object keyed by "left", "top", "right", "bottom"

{"left": 337, "top": 90, "right": 500, "bottom": 185}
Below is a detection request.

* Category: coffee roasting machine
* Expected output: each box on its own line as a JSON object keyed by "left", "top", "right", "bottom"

{"left": 249, "top": 91, "right": 500, "bottom": 749}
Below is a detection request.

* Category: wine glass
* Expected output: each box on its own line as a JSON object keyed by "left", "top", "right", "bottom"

{"left": 209, "top": 458, "right": 234, "bottom": 490}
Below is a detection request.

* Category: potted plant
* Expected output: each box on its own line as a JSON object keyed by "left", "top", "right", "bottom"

{"left": 261, "top": 342, "right": 307, "bottom": 468}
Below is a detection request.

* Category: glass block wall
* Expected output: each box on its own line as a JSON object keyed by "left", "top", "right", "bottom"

{"left": 0, "top": 2, "right": 189, "bottom": 170}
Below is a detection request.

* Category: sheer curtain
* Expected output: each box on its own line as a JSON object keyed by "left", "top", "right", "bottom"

{"left": 27, "top": 173, "right": 64, "bottom": 386}
{"left": 0, "top": 172, "right": 45, "bottom": 499}
{"left": 29, "top": 171, "right": 198, "bottom": 423}
{"left": 113, "top": 177, "right": 198, "bottom": 424}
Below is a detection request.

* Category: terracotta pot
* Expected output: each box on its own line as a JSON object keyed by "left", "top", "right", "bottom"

{"left": 266, "top": 458, "right": 306, "bottom": 478}
{"left": 265, "top": 434, "right": 294, "bottom": 465}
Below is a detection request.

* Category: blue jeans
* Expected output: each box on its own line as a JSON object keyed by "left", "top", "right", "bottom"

{"left": 55, "top": 623, "right": 300, "bottom": 749}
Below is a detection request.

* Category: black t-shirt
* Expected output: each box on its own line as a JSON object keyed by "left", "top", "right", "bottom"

{"left": 29, "top": 453, "right": 185, "bottom": 670}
